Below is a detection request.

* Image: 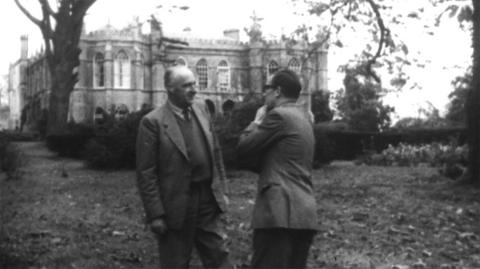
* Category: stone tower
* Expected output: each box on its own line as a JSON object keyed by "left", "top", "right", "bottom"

{"left": 20, "top": 35, "right": 28, "bottom": 59}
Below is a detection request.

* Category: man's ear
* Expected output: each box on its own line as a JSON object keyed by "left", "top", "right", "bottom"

{"left": 275, "top": 87, "right": 282, "bottom": 97}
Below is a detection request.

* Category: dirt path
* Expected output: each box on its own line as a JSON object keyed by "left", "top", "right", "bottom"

{"left": 1, "top": 142, "right": 480, "bottom": 269}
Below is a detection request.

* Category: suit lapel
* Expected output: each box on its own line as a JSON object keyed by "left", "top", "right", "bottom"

{"left": 192, "top": 104, "right": 214, "bottom": 154}
{"left": 163, "top": 104, "right": 189, "bottom": 161}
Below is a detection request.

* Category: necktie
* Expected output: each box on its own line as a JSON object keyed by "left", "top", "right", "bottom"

{"left": 182, "top": 108, "right": 191, "bottom": 121}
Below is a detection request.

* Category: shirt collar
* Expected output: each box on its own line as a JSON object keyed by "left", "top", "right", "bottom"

{"left": 168, "top": 100, "right": 191, "bottom": 120}
{"left": 276, "top": 99, "right": 297, "bottom": 108}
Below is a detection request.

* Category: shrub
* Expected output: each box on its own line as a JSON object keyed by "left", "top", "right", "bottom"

{"left": 393, "top": 116, "right": 451, "bottom": 130}
{"left": 446, "top": 68, "right": 470, "bottom": 124}
{"left": 0, "top": 133, "right": 27, "bottom": 180}
{"left": 311, "top": 90, "right": 333, "bottom": 123}
{"left": 313, "top": 123, "right": 336, "bottom": 167}
{"left": 83, "top": 138, "right": 116, "bottom": 169}
{"left": 334, "top": 65, "right": 394, "bottom": 132}
{"left": 215, "top": 93, "right": 263, "bottom": 168}
{"left": 46, "top": 122, "right": 95, "bottom": 158}
{"left": 315, "top": 127, "right": 466, "bottom": 161}
{"left": 355, "top": 142, "right": 468, "bottom": 171}
{"left": 0, "top": 130, "right": 38, "bottom": 142}
{"left": 83, "top": 108, "right": 152, "bottom": 169}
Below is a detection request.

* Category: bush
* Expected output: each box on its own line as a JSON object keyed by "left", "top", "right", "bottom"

{"left": 314, "top": 127, "right": 467, "bottom": 161}
{"left": 313, "top": 124, "right": 336, "bottom": 167}
{"left": 355, "top": 142, "right": 468, "bottom": 170}
{"left": 83, "top": 138, "right": 117, "bottom": 169}
{"left": 0, "top": 130, "right": 38, "bottom": 142}
{"left": 83, "top": 108, "right": 152, "bottom": 169}
{"left": 335, "top": 64, "right": 394, "bottom": 132}
{"left": 0, "top": 133, "right": 27, "bottom": 180}
{"left": 446, "top": 68, "right": 470, "bottom": 124}
{"left": 215, "top": 93, "right": 263, "bottom": 168}
{"left": 46, "top": 122, "right": 95, "bottom": 158}
{"left": 311, "top": 90, "right": 333, "bottom": 123}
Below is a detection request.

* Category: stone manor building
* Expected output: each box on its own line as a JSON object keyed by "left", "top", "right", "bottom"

{"left": 8, "top": 20, "right": 328, "bottom": 130}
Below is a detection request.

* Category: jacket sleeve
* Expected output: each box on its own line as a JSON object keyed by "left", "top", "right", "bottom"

{"left": 136, "top": 116, "right": 165, "bottom": 222}
{"left": 202, "top": 104, "right": 229, "bottom": 194}
{"left": 236, "top": 110, "right": 284, "bottom": 170}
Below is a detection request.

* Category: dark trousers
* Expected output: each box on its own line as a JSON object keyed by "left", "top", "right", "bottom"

{"left": 157, "top": 182, "right": 230, "bottom": 269}
{"left": 251, "top": 228, "right": 316, "bottom": 269}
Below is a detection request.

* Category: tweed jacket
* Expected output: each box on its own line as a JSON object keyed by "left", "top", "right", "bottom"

{"left": 136, "top": 101, "right": 228, "bottom": 229}
{"left": 237, "top": 101, "right": 318, "bottom": 230}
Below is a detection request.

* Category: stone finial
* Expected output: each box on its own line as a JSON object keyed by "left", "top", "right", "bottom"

{"left": 246, "top": 11, "right": 263, "bottom": 43}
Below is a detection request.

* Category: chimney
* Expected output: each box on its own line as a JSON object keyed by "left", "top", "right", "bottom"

{"left": 20, "top": 35, "right": 28, "bottom": 59}
{"left": 223, "top": 29, "right": 240, "bottom": 41}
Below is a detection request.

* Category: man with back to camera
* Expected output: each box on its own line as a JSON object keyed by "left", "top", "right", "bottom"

{"left": 136, "top": 65, "right": 231, "bottom": 268}
{"left": 237, "top": 69, "right": 318, "bottom": 269}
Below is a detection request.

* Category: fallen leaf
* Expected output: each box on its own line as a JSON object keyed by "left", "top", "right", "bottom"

{"left": 422, "top": 250, "right": 432, "bottom": 258}
{"left": 458, "top": 232, "right": 477, "bottom": 240}
{"left": 412, "top": 259, "right": 426, "bottom": 269}
{"left": 112, "top": 230, "right": 126, "bottom": 236}
{"left": 51, "top": 237, "right": 62, "bottom": 244}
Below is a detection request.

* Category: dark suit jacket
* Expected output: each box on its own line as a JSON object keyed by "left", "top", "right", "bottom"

{"left": 237, "top": 102, "right": 318, "bottom": 230}
{"left": 136, "top": 101, "right": 228, "bottom": 229}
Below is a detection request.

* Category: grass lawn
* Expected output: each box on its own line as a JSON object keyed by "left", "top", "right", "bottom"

{"left": 1, "top": 142, "right": 480, "bottom": 269}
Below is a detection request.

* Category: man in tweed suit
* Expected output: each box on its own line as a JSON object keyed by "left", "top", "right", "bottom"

{"left": 237, "top": 69, "right": 318, "bottom": 269}
{"left": 136, "top": 65, "right": 231, "bottom": 268}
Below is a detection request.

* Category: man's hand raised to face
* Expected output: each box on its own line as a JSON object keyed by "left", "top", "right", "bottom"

{"left": 150, "top": 218, "right": 168, "bottom": 234}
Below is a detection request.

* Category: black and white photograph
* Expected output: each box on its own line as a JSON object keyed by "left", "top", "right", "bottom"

{"left": 1, "top": 0, "right": 479, "bottom": 268}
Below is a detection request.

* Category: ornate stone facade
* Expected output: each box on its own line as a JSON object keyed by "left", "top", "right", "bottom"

{"left": 11, "top": 21, "right": 328, "bottom": 129}
{"left": 7, "top": 35, "right": 28, "bottom": 130}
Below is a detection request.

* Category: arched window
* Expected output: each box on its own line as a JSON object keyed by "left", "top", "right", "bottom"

{"left": 288, "top": 58, "right": 301, "bottom": 74}
{"left": 176, "top": 57, "right": 187, "bottom": 66}
{"left": 267, "top": 60, "right": 279, "bottom": 77}
{"left": 217, "top": 60, "right": 230, "bottom": 91}
{"left": 94, "top": 53, "right": 105, "bottom": 87}
{"left": 205, "top": 99, "right": 215, "bottom": 115}
{"left": 196, "top": 59, "right": 208, "bottom": 90}
{"left": 138, "top": 54, "right": 145, "bottom": 90}
{"left": 114, "top": 50, "right": 131, "bottom": 88}
{"left": 222, "top": 100, "right": 235, "bottom": 113}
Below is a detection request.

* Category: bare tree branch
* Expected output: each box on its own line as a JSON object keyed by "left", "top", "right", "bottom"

{"left": 39, "top": 0, "right": 57, "bottom": 18}
{"left": 364, "top": 0, "right": 389, "bottom": 83}
{"left": 14, "top": 0, "right": 42, "bottom": 26}
{"left": 71, "top": 0, "right": 96, "bottom": 22}
{"left": 300, "top": 0, "right": 349, "bottom": 68}
{"left": 40, "top": 2, "right": 54, "bottom": 41}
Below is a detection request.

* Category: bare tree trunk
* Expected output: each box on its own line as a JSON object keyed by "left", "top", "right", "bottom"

{"left": 47, "top": 75, "right": 73, "bottom": 135}
{"left": 14, "top": 0, "right": 94, "bottom": 136}
{"left": 46, "top": 18, "right": 82, "bottom": 135}
{"left": 466, "top": 0, "right": 480, "bottom": 185}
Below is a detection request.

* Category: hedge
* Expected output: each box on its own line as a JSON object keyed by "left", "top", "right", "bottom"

{"left": 315, "top": 126, "right": 467, "bottom": 161}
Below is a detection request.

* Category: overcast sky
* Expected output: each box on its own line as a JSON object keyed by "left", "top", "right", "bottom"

{"left": 0, "top": 0, "right": 304, "bottom": 75}
{"left": 0, "top": 0, "right": 472, "bottom": 119}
